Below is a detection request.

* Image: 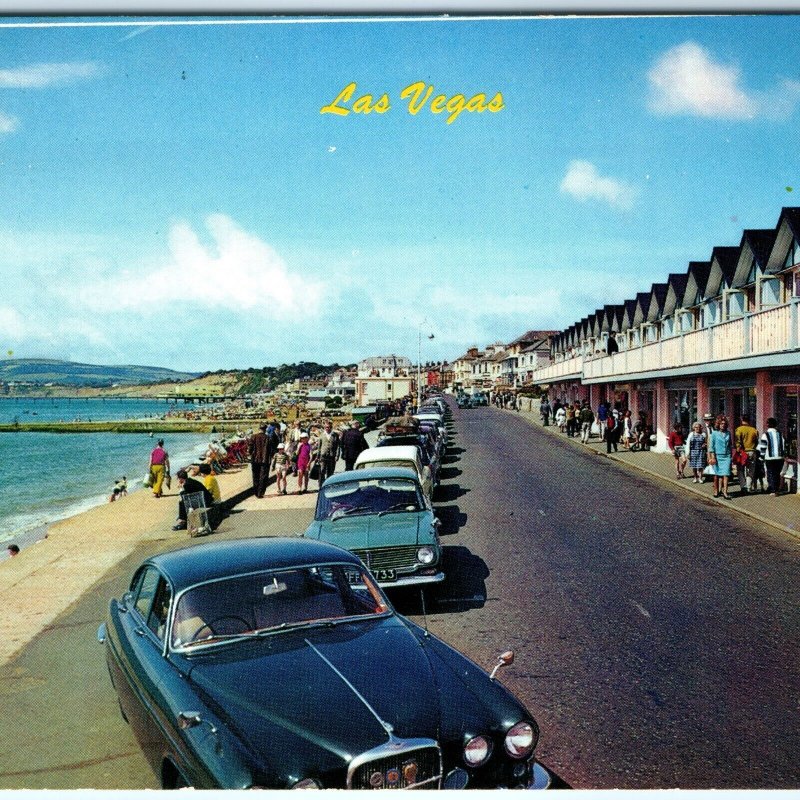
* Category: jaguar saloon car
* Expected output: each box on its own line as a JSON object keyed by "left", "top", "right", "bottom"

{"left": 98, "top": 537, "right": 550, "bottom": 790}
{"left": 303, "top": 466, "right": 443, "bottom": 587}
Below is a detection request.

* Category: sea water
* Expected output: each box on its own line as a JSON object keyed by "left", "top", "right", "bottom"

{"left": 0, "top": 398, "right": 221, "bottom": 548}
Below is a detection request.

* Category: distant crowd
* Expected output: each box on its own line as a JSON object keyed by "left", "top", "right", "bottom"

{"left": 538, "top": 397, "right": 793, "bottom": 500}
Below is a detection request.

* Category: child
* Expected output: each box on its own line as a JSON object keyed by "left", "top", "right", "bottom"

{"left": 272, "top": 442, "right": 291, "bottom": 495}
{"left": 114, "top": 476, "right": 128, "bottom": 496}
{"left": 732, "top": 444, "right": 749, "bottom": 493}
{"left": 109, "top": 487, "right": 121, "bottom": 502}
{"left": 751, "top": 449, "right": 766, "bottom": 493}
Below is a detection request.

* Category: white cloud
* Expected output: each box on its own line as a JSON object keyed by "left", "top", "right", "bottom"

{"left": 560, "top": 160, "right": 637, "bottom": 210}
{"left": 0, "top": 62, "right": 101, "bottom": 89}
{"left": 75, "top": 214, "right": 326, "bottom": 318}
{"left": 648, "top": 42, "right": 759, "bottom": 119}
{"left": 0, "top": 111, "right": 19, "bottom": 133}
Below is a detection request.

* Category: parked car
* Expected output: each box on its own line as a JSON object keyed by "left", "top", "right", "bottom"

{"left": 414, "top": 412, "right": 448, "bottom": 449}
{"left": 304, "top": 466, "right": 443, "bottom": 587}
{"left": 355, "top": 444, "right": 434, "bottom": 500}
{"left": 97, "top": 537, "right": 551, "bottom": 790}
{"left": 375, "top": 433, "right": 440, "bottom": 486}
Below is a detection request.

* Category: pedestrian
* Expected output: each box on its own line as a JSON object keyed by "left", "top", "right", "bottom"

{"left": 6, "top": 543, "right": 19, "bottom": 557}
{"left": 540, "top": 397, "right": 551, "bottom": 427}
{"left": 579, "top": 403, "right": 595, "bottom": 444}
{"left": 667, "top": 423, "right": 687, "bottom": 478}
{"left": 734, "top": 415, "right": 759, "bottom": 493}
{"left": 751, "top": 449, "right": 766, "bottom": 493}
{"left": 709, "top": 416, "right": 733, "bottom": 499}
{"left": 686, "top": 421, "right": 707, "bottom": 483}
{"left": 315, "top": 419, "right": 341, "bottom": 487}
{"left": 758, "top": 417, "right": 786, "bottom": 496}
{"left": 555, "top": 404, "right": 567, "bottom": 432}
{"left": 271, "top": 442, "right": 291, "bottom": 495}
{"left": 340, "top": 420, "right": 369, "bottom": 471}
{"left": 604, "top": 413, "right": 619, "bottom": 453}
{"left": 172, "top": 468, "right": 214, "bottom": 531}
{"left": 564, "top": 403, "right": 575, "bottom": 437}
{"left": 295, "top": 432, "right": 312, "bottom": 494}
{"left": 732, "top": 443, "right": 750, "bottom": 495}
{"left": 249, "top": 424, "right": 270, "bottom": 499}
{"left": 148, "top": 439, "right": 170, "bottom": 499}
{"left": 109, "top": 487, "right": 121, "bottom": 502}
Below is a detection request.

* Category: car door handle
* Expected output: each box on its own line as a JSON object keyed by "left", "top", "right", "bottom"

{"left": 135, "top": 628, "right": 146, "bottom": 636}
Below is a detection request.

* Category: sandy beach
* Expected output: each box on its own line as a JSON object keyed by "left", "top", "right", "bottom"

{"left": 0, "top": 463, "right": 254, "bottom": 666}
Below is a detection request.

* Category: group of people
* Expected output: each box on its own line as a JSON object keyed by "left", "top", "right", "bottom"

{"left": 542, "top": 398, "right": 654, "bottom": 454}
{"left": 249, "top": 417, "right": 370, "bottom": 498}
{"left": 668, "top": 414, "right": 788, "bottom": 498}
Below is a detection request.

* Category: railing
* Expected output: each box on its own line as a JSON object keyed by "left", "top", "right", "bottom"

{"left": 536, "top": 299, "right": 800, "bottom": 384}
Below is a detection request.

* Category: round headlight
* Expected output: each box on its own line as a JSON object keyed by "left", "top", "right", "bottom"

{"left": 463, "top": 735, "right": 492, "bottom": 767}
{"left": 417, "top": 546, "right": 435, "bottom": 564}
{"left": 504, "top": 721, "right": 536, "bottom": 759}
{"left": 291, "top": 778, "right": 321, "bottom": 789}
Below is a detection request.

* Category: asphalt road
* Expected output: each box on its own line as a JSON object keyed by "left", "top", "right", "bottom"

{"left": 1, "top": 404, "right": 798, "bottom": 789}
{"left": 407, "top": 403, "right": 800, "bottom": 789}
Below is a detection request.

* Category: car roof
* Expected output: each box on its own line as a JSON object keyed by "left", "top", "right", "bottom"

{"left": 321, "top": 465, "right": 420, "bottom": 484}
{"left": 356, "top": 445, "right": 420, "bottom": 462}
{"left": 145, "top": 537, "right": 363, "bottom": 590}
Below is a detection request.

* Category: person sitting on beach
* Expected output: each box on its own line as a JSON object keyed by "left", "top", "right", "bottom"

{"left": 109, "top": 487, "right": 121, "bottom": 502}
{"left": 114, "top": 477, "right": 128, "bottom": 496}
{"left": 172, "top": 468, "right": 214, "bottom": 531}
{"left": 6, "top": 543, "right": 20, "bottom": 557}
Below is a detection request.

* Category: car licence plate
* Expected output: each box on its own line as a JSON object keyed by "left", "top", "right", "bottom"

{"left": 372, "top": 569, "right": 397, "bottom": 582}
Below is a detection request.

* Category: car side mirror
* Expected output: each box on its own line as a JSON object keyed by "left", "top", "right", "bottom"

{"left": 489, "top": 650, "right": 514, "bottom": 681}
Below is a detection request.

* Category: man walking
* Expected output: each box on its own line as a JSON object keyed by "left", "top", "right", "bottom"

{"left": 734, "top": 414, "right": 759, "bottom": 493}
{"left": 758, "top": 417, "right": 786, "bottom": 496}
{"left": 315, "top": 420, "right": 341, "bottom": 487}
{"left": 249, "top": 424, "right": 270, "bottom": 498}
{"left": 579, "top": 402, "right": 595, "bottom": 444}
{"left": 540, "top": 397, "right": 551, "bottom": 426}
{"left": 340, "top": 420, "right": 369, "bottom": 471}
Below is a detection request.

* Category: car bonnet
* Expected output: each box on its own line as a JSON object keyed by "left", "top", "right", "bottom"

{"left": 183, "top": 616, "right": 441, "bottom": 779}
{"left": 306, "top": 512, "right": 425, "bottom": 548}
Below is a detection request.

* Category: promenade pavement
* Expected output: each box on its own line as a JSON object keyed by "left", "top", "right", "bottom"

{"left": 511, "top": 404, "right": 799, "bottom": 541}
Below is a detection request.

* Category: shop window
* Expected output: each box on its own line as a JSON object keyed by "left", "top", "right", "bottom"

{"left": 759, "top": 277, "right": 781, "bottom": 308}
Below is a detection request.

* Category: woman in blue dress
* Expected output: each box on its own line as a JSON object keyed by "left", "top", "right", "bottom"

{"left": 709, "top": 416, "right": 733, "bottom": 499}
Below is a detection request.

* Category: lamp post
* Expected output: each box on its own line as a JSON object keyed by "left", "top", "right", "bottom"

{"left": 417, "top": 323, "right": 434, "bottom": 409}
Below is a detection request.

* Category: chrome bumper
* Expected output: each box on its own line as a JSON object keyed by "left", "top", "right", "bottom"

{"left": 378, "top": 571, "right": 445, "bottom": 588}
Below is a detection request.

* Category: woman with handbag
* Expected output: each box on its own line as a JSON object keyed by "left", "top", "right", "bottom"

{"left": 294, "top": 432, "right": 312, "bottom": 495}
{"left": 709, "top": 416, "right": 733, "bottom": 499}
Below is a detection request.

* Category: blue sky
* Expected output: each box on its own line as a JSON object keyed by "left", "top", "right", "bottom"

{"left": 1, "top": 14, "right": 800, "bottom": 372}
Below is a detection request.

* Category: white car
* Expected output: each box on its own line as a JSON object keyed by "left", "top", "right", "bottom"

{"left": 354, "top": 445, "right": 434, "bottom": 501}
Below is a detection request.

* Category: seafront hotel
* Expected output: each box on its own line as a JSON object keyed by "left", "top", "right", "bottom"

{"left": 531, "top": 206, "right": 800, "bottom": 488}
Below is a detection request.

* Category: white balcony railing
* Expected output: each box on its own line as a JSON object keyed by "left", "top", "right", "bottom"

{"left": 536, "top": 299, "right": 800, "bottom": 384}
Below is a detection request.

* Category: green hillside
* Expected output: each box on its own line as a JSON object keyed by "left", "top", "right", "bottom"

{"left": 0, "top": 359, "right": 199, "bottom": 387}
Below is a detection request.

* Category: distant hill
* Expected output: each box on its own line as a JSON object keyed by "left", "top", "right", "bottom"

{"left": 0, "top": 359, "right": 200, "bottom": 387}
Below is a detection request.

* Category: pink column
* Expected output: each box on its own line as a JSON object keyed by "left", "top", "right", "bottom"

{"left": 697, "top": 375, "right": 710, "bottom": 419}
{"left": 655, "top": 378, "right": 669, "bottom": 451}
{"left": 755, "top": 370, "right": 774, "bottom": 431}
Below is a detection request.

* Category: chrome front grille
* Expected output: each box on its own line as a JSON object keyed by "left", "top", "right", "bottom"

{"left": 348, "top": 741, "right": 441, "bottom": 790}
{"left": 353, "top": 546, "right": 419, "bottom": 571}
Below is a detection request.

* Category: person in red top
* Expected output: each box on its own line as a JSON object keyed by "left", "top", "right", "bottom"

{"left": 149, "top": 439, "right": 170, "bottom": 498}
{"left": 667, "top": 423, "right": 687, "bottom": 478}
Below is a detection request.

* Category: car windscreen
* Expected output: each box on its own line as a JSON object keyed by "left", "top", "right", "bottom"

{"left": 171, "top": 563, "right": 390, "bottom": 650}
{"left": 377, "top": 437, "right": 431, "bottom": 466}
{"left": 315, "top": 477, "right": 423, "bottom": 520}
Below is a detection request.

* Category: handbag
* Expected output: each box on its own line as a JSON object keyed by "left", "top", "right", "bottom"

{"left": 309, "top": 462, "right": 320, "bottom": 481}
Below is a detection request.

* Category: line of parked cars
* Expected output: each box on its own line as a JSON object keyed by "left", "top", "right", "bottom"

{"left": 97, "top": 390, "right": 552, "bottom": 790}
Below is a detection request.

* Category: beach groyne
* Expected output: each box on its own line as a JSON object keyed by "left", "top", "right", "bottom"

{"left": 0, "top": 420, "right": 252, "bottom": 434}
